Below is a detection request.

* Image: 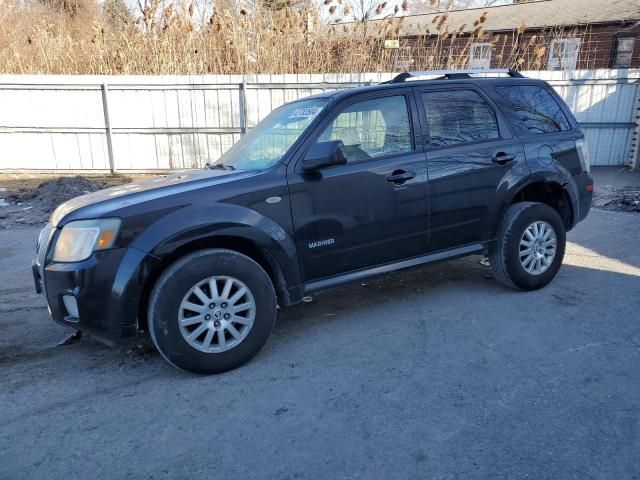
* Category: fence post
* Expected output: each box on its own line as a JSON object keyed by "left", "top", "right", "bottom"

{"left": 629, "top": 80, "right": 640, "bottom": 171}
{"left": 239, "top": 80, "right": 248, "bottom": 136}
{"left": 100, "top": 83, "right": 116, "bottom": 174}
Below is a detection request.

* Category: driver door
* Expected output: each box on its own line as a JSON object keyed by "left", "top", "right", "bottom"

{"left": 286, "top": 91, "right": 429, "bottom": 282}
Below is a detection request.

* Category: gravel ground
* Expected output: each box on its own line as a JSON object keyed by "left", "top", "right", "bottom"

{"left": 1, "top": 208, "right": 639, "bottom": 480}
{"left": 591, "top": 167, "right": 640, "bottom": 212}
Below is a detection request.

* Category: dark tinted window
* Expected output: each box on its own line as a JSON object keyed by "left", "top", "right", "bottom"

{"left": 318, "top": 95, "right": 413, "bottom": 163}
{"left": 613, "top": 36, "right": 635, "bottom": 68}
{"left": 495, "top": 85, "right": 570, "bottom": 134}
{"left": 421, "top": 90, "right": 500, "bottom": 147}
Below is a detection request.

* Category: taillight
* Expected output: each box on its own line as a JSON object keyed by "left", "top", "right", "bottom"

{"left": 575, "top": 138, "right": 591, "bottom": 173}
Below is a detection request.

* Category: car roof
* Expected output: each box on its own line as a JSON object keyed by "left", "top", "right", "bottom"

{"left": 326, "top": 76, "right": 547, "bottom": 101}
{"left": 283, "top": 72, "right": 548, "bottom": 107}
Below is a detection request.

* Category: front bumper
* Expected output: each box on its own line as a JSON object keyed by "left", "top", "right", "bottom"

{"left": 33, "top": 226, "right": 160, "bottom": 344}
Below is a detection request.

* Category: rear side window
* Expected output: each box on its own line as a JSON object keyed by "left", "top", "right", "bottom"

{"left": 495, "top": 85, "right": 571, "bottom": 135}
{"left": 421, "top": 90, "right": 500, "bottom": 147}
{"left": 317, "top": 95, "right": 413, "bottom": 163}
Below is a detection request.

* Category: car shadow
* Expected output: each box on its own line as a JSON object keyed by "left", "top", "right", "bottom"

{"left": 3, "top": 253, "right": 638, "bottom": 382}
{"left": 270, "top": 254, "right": 640, "bottom": 354}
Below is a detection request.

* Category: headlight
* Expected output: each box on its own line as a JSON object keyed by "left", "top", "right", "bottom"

{"left": 53, "top": 218, "right": 121, "bottom": 262}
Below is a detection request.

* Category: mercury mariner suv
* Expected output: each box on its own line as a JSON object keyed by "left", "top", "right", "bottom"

{"left": 32, "top": 70, "right": 593, "bottom": 374}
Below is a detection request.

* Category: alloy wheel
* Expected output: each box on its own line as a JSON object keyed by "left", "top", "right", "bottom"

{"left": 178, "top": 276, "right": 256, "bottom": 353}
{"left": 519, "top": 221, "right": 557, "bottom": 275}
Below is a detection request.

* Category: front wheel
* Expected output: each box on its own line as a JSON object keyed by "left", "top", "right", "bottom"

{"left": 148, "top": 249, "right": 277, "bottom": 374}
{"left": 490, "top": 202, "right": 566, "bottom": 290}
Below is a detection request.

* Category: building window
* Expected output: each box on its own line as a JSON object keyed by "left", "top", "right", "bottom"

{"left": 612, "top": 36, "right": 635, "bottom": 68}
{"left": 548, "top": 38, "right": 581, "bottom": 70}
{"left": 469, "top": 43, "right": 492, "bottom": 69}
{"left": 393, "top": 46, "right": 414, "bottom": 72}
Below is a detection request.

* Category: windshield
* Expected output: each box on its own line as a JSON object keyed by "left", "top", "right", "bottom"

{"left": 213, "top": 98, "right": 329, "bottom": 170}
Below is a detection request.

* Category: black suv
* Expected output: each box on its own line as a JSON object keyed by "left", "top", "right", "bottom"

{"left": 32, "top": 70, "right": 593, "bottom": 374}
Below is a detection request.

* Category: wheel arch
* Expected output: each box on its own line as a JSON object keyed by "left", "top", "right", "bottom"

{"left": 129, "top": 204, "right": 302, "bottom": 331}
{"left": 507, "top": 180, "right": 574, "bottom": 231}
{"left": 137, "top": 234, "right": 295, "bottom": 331}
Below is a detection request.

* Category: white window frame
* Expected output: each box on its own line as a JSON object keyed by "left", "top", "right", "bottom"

{"left": 393, "top": 46, "right": 413, "bottom": 71}
{"left": 548, "top": 38, "right": 581, "bottom": 70}
{"left": 469, "top": 43, "right": 492, "bottom": 69}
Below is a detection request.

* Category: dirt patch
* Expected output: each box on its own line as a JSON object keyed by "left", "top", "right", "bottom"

{"left": 592, "top": 185, "right": 640, "bottom": 212}
{"left": 0, "top": 173, "right": 159, "bottom": 228}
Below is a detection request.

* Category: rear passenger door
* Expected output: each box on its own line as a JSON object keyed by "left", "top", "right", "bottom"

{"left": 414, "top": 85, "right": 527, "bottom": 252}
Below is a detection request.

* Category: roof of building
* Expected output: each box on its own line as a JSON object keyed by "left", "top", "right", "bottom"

{"left": 360, "top": 0, "right": 640, "bottom": 36}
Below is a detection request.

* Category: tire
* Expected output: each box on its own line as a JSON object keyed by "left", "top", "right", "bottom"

{"left": 148, "top": 249, "right": 277, "bottom": 374}
{"left": 489, "top": 201, "right": 566, "bottom": 290}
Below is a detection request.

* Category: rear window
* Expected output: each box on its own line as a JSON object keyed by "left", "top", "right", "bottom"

{"left": 495, "top": 85, "right": 571, "bottom": 135}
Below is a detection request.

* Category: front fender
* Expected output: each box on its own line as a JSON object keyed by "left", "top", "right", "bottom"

{"left": 130, "top": 203, "right": 301, "bottom": 296}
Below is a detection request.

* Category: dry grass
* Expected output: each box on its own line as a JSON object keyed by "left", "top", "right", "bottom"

{"left": 0, "top": 0, "right": 597, "bottom": 74}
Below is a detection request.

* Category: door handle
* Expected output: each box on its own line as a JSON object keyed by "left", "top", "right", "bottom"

{"left": 491, "top": 152, "right": 516, "bottom": 165}
{"left": 386, "top": 170, "right": 416, "bottom": 184}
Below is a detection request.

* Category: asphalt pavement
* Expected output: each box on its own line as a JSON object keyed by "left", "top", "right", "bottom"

{"left": 1, "top": 207, "right": 639, "bottom": 480}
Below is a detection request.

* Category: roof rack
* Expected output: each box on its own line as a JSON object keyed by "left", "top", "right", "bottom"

{"left": 382, "top": 69, "right": 524, "bottom": 84}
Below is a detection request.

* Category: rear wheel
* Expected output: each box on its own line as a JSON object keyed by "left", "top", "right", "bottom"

{"left": 490, "top": 202, "right": 566, "bottom": 290}
{"left": 148, "top": 249, "right": 277, "bottom": 374}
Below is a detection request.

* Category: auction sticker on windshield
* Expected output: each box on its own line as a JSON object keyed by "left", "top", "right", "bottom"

{"left": 289, "top": 106, "right": 323, "bottom": 119}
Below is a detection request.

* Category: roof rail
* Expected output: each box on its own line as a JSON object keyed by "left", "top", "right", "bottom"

{"left": 382, "top": 69, "right": 524, "bottom": 84}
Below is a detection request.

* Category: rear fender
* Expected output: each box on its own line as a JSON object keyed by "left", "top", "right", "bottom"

{"left": 522, "top": 169, "right": 578, "bottom": 228}
{"left": 494, "top": 169, "right": 578, "bottom": 236}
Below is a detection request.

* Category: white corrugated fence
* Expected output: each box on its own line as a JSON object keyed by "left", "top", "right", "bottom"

{"left": 0, "top": 69, "right": 638, "bottom": 171}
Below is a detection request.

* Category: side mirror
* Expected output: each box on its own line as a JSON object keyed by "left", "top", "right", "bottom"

{"left": 302, "top": 140, "right": 347, "bottom": 172}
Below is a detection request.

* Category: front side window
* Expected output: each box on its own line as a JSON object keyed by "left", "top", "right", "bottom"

{"left": 613, "top": 36, "right": 635, "bottom": 68}
{"left": 495, "top": 85, "right": 570, "bottom": 135}
{"left": 215, "top": 98, "right": 329, "bottom": 170}
{"left": 469, "top": 43, "right": 492, "bottom": 69}
{"left": 421, "top": 90, "right": 500, "bottom": 147}
{"left": 548, "top": 38, "right": 580, "bottom": 70}
{"left": 317, "top": 95, "right": 413, "bottom": 163}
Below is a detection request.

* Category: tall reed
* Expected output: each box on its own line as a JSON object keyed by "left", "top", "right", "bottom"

{"left": 0, "top": 0, "right": 596, "bottom": 74}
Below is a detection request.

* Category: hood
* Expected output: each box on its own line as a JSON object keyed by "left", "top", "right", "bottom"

{"left": 50, "top": 168, "right": 252, "bottom": 227}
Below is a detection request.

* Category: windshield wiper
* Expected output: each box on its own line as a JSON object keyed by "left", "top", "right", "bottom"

{"left": 205, "top": 162, "right": 236, "bottom": 171}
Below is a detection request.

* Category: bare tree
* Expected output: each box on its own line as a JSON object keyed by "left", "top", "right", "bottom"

{"left": 410, "top": 0, "right": 521, "bottom": 12}
{"left": 37, "top": 0, "right": 89, "bottom": 16}
{"left": 322, "top": 0, "right": 409, "bottom": 23}
{"left": 103, "top": 0, "right": 134, "bottom": 29}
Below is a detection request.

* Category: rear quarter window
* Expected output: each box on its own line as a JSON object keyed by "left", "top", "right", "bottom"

{"left": 421, "top": 89, "right": 500, "bottom": 147}
{"left": 495, "top": 85, "right": 571, "bottom": 135}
